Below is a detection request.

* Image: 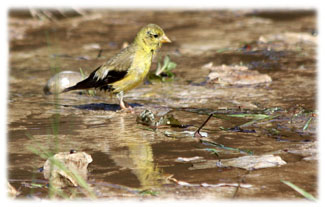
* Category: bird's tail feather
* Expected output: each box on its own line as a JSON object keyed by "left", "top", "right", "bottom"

{"left": 62, "top": 75, "right": 97, "bottom": 93}
{"left": 61, "top": 67, "right": 101, "bottom": 93}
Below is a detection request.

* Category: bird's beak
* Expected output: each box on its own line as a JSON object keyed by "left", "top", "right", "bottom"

{"left": 160, "top": 35, "right": 171, "bottom": 43}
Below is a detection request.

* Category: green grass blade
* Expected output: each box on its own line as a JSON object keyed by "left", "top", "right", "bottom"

{"left": 303, "top": 117, "right": 313, "bottom": 131}
{"left": 281, "top": 180, "right": 316, "bottom": 201}
{"left": 79, "top": 67, "right": 86, "bottom": 79}
{"left": 227, "top": 114, "right": 270, "bottom": 119}
{"left": 201, "top": 140, "right": 253, "bottom": 155}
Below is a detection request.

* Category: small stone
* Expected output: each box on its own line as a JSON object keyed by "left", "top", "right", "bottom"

{"left": 43, "top": 71, "right": 83, "bottom": 94}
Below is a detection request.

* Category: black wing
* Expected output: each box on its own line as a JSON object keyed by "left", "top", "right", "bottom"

{"left": 62, "top": 45, "right": 135, "bottom": 93}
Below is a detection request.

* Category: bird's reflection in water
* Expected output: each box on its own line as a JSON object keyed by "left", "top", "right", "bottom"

{"left": 107, "top": 115, "right": 163, "bottom": 189}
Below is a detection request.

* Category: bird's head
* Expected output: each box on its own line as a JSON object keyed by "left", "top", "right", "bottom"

{"left": 135, "top": 24, "right": 171, "bottom": 52}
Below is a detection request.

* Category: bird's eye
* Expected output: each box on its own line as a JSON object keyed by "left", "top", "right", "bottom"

{"left": 153, "top": 34, "right": 159, "bottom": 38}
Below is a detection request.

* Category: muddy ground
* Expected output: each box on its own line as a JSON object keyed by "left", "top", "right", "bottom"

{"left": 7, "top": 9, "right": 317, "bottom": 200}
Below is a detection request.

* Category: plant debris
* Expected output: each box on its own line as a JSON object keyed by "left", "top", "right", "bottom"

{"left": 136, "top": 109, "right": 187, "bottom": 128}
{"left": 168, "top": 176, "right": 252, "bottom": 188}
{"left": 190, "top": 154, "right": 286, "bottom": 170}
{"left": 200, "top": 139, "right": 253, "bottom": 155}
{"left": 175, "top": 156, "right": 204, "bottom": 163}
{"left": 148, "top": 55, "right": 177, "bottom": 82}
{"left": 43, "top": 151, "right": 93, "bottom": 188}
{"left": 204, "top": 63, "right": 272, "bottom": 86}
{"left": 259, "top": 32, "right": 317, "bottom": 45}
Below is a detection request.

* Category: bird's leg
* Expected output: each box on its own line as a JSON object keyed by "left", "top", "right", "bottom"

{"left": 116, "top": 91, "right": 134, "bottom": 113}
{"left": 117, "top": 91, "right": 127, "bottom": 109}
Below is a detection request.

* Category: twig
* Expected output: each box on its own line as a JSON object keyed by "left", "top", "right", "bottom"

{"left": 194, "top": 113, "right": 214, "bottom": 138}
{"left": 233, "top": 171, "right": 250, "bottom": 199}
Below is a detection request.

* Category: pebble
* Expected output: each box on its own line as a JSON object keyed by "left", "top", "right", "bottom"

{"left": 43, "top": 71, "right": 83, "bottom": 94}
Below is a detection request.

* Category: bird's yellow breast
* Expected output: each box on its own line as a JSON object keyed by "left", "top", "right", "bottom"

{"left": 111, "top": 49, "right": 152, "bottom": 93}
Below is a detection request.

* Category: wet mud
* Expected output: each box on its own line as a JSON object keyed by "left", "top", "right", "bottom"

{"left": 8, "top": 9, "right": 317, "bottom": 200}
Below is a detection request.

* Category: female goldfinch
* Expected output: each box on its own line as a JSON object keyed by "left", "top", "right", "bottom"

{"left": 63, "top": 24, "right": 171, "bottom": 111}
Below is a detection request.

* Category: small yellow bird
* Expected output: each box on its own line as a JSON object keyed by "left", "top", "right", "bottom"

{"left": 63, "top": 24, "right": 171, "bottom": 111}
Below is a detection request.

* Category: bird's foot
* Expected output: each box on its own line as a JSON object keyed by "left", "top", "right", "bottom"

{"left": 118, "top": 101, "right": 134, "bottom": 113}
{"left": 119, "top": 106, "right": 134, "bottom": 113}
